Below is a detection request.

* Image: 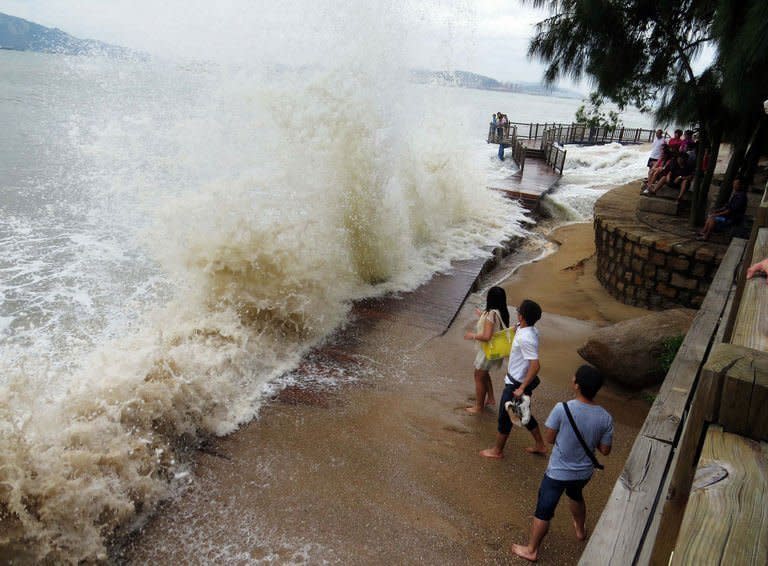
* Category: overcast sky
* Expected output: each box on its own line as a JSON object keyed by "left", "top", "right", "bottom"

{"left": 1, "top": 0, "right": 575, "bottom": 88}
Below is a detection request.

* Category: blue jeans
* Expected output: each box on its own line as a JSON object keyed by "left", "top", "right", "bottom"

{"left": 534, "top": 474, "right": 590, "bottom": 521}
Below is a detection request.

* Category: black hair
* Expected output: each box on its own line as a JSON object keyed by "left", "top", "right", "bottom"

{"left": 674, "top": 129, "right": 683, "bottom": 136}
{"left": 485, "top": 286, "right": 510, "bottom": 327}
{"left": 575, "top": 365, "right": 603, "bottom": 400}
{"left": 518, "top": 299, "right": 542, "bottom": 326}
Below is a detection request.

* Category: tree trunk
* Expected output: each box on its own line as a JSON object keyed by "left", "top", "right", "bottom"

{"left": 742, "top": 116, "right": 767, "bottom": 185}
{"left": 715, "top": 142, "right": 746, "bottom": 208}
{"left": 690, "top": 126, "right": 722, "bottom": 227}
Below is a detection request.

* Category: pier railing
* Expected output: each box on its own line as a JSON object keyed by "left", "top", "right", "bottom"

{"left": 542, "top": 139, "right": 567, "bottom": 175}
{"left": 512, "top": 122, "right": 655, "bottom": 147}
{"left": 486, "top": 123, "right": 516, "bottom": 145}
{"left": 511, "top": 136, "right": 526, "bottom": 174}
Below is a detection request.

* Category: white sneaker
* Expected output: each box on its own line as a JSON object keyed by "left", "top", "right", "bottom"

{"left": 504, "top": 401, "right": 522, "bottom": 427}
{"left": 518, "top": 395, "right": 531, "bottom": 426}
{"left": 641, "top": 188, "right": 650, "bottom": 195}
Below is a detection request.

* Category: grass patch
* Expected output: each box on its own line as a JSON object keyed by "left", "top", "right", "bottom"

{"left": 660, "top": 334, "right": 685, "bottom": 373}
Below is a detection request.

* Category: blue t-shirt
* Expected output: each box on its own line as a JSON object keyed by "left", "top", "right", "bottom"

{"left": 545, "top": 400, "right": 614, "bottom": 481}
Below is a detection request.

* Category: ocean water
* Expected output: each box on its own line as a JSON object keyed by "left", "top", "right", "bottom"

{"left": 0, "top": 44, "right": 652, "bottom": 563}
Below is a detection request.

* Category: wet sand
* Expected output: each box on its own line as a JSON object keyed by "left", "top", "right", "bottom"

{"left": 121, "top": 222, "right": 651, "bottom": 565}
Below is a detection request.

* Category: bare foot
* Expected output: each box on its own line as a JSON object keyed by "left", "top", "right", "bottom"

{"left": 486, "top": 399, "right": 496, "bottom": 407}
{"left": 573, "top": 520, "right": 586, "bottom": 541}
{"left": 511, "top": 543, "right": 538, "bottom": 562}
{"left": 524, "top": 446, "right": 547, "bottom": 455}
{"left": 464, "top": 406, "right": 482, "bottom": 415}
{"left": 479, "top": 448, "right": 503, "bottom": 459}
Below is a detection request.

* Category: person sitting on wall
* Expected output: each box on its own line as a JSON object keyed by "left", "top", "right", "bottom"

{"left": 696, "top": 177, "right": 748, "bottom": 241}
{"left": 642, "top": 145, "right": 672, "bottom": 192}
{"left": 667, "top": 129, "right": 684, "bottom": 154}
{"left": 646, "top": 152, "right": 694, "bottom": 200}
{"left": 644, "top": 129, "right": 666, "bottom": 180}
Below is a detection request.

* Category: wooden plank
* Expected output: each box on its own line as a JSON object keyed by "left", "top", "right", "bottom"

{"left": 643, "top": 239, "right": 746, "bottom": 444}
{"left": 671, "top": 426, "right": 768, "bottom": 566}
{"left": 640, "top": 344, "right": 738, "bottom": 565}
{"left": 758, "top": 182, "right": 768, "bottom": 228}
{"left": 579, "top": 436, "right": 673, "bottom": 565}
{"left": 731, "top": 228, "right": 768, "bottom": 351}
{"left": 582, "top": 240, "right": 745, "bottom": 566}
{"left": 718, "top": 346, "right": 768, "bottom": 441}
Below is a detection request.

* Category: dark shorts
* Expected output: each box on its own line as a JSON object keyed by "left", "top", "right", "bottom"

{"left": 498, "top": 382, "right": 539, "bottom": 435}
{"left": 534, "top": 474, "right": 590, "bottom": 521}
{"left": 714, "top": 215, "right": 734, "bottom": 230}
{"left": 647, "top": 157, "right": 658, "bottom": 168}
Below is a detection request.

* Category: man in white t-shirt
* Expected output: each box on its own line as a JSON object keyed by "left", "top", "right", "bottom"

{"left": 480, "top": 299, "right": 546, "bottom": 459}
{"left": 644, "top": 129, "right": 666, "bottom": 186}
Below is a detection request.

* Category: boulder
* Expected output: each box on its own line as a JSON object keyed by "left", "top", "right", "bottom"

{"left": 578, "top": 308, "right": 696, "bottom": 388}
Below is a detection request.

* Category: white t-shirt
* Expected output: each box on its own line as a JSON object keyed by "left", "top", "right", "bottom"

{"left": 505, "top": 326, "right": 539, "bottom": 384}
{"left": 649, "top": 136, "right": 665, "bottom": 160}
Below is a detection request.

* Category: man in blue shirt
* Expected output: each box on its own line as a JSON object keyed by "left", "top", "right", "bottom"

{"left": 696, "top": 177, "right": 748, "bottom": 241}
{"left": 512, "top": 365, "right": 613, "bottom": 562}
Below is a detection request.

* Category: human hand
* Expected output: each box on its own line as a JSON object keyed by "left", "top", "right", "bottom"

{"left": 464, "top": 331, "right": 475, "bottom": 340}
{"left": 513, "top": 387, "right": 524, "bottom": 399}
{"left": 746, "top": 258, "right": 768, "bottom": 282}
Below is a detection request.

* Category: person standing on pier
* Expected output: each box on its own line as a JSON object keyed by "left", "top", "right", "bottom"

{"left": 480, "top": 299, "right": 547, "bottom": 459}
{"left": 511, "top": 365, "right": 613, "bottom": 563}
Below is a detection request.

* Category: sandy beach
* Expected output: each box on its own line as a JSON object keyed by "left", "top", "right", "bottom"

{"left": 122, "top": 221, "right": 652, "bottom": 565}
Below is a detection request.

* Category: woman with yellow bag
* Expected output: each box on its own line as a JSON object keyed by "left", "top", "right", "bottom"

{"left": 463, "top": 286, "right": 512, "bottom": 414}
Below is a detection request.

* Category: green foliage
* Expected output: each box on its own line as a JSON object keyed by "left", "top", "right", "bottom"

{"left": 660, "top": 335, "right": 685, "bottom": 373}
{"left": 640, "top": 391, "right": 657, "bottom": 405}
{"left": 521, "top": 0, "right": 768, "bottom": 227}
{"left": 575, "top": 92, "right": 623, "bottom": 131}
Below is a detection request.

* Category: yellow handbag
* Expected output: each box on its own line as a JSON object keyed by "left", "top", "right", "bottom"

{"left": 480, "top": 310, "right": 514, "bottom": 361}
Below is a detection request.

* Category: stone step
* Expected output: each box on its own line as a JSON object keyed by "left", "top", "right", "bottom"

{"left": 638, "top": 194, "right": 682, "bottom": 216}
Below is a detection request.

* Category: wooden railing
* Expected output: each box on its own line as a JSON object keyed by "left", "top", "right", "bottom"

{"left": 511, "top": 122, "right": 655, "bottom": 147}
{"left": 581, "top": 180, "right": 768, "bottom": 565}
{"left": 486, "top": 123, "right": 516, "bottom": 144}
{"left": 511, "top": 136, "right": 526, "bottom": 174}
{"left": 542, "top": 140, "right": 567, "bottom": 175}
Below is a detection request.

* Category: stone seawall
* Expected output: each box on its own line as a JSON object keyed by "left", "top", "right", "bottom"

{"left": 594, "top": 183, "right": 727, "bottom": 310}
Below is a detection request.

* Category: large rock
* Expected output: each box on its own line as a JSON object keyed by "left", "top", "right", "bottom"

{"left": 578, "top": 309, "right": 696, "bottom": 388}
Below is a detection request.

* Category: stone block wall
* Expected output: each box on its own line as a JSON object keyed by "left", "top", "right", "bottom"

{"left": 594, "top": 217, "right": 725, "bottom": 309}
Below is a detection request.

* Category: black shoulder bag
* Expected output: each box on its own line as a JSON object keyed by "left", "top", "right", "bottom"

{"left": 561, "top": 402, "right": 604, "bottom": 470}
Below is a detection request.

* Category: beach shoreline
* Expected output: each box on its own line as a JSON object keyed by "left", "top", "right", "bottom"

{"left": 119, "top": 216, "right": 653, "bottom": 564}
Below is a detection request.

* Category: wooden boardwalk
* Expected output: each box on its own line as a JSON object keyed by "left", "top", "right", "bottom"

{"left": 488, "top": 158, "right": 562, "bottom": 210}
{"left": 352, "top": 255, "right": 491, "bottom": 334}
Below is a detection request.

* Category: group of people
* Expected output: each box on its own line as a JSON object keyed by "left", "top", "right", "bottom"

{"left": 491, "top": 112, "right": 510, "bottom": 160}
{"left": 491, "top": 112, "right": 510, "bottom": 141}
{"left": 463, "top": 287, "right": 613, "bottom": 562}
{"left": 642, "top": 127, "right": 749, "bottom": 241}
{"left": 642, "top": 129, "right": 700, "bottom": 201}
